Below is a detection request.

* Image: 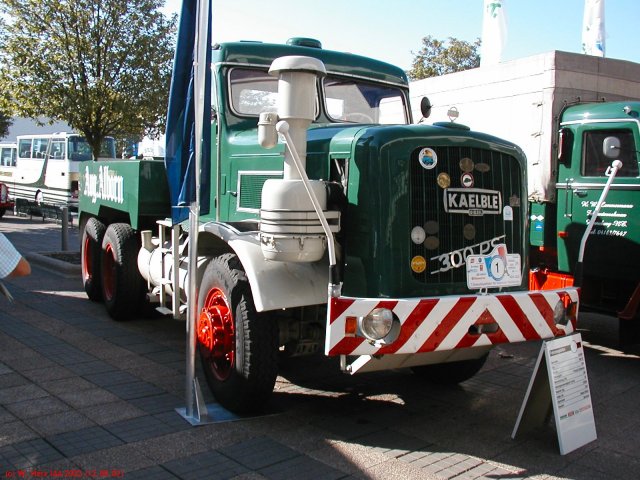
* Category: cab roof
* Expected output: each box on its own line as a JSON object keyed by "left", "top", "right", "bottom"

{"left": 212, "top": 38, "right": 408, "bottom": 87}
{"left": 562, "top": 101, "right": 640, "bottom": 124}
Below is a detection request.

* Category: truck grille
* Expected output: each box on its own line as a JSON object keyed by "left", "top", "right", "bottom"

{"left": 237, "top": 171, "right": 282, "bottom": 212}
{"left": 409, "top": 145, "right": 524, "bottom": 287}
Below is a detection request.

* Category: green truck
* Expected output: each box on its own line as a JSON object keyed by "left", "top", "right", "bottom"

{"left": 79, "top": 37, "right": 579, "bottom": 413}
{"left": 411, "top": 50, "right": 640, "bottom": 342}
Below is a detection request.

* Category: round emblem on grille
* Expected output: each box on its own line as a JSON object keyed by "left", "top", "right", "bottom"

{"left": 437, "top": 173, "right": 450, "bottom": 189}
{"left": 475, "top": 162, "right": 490, "bottom": 173}
{"left": 459, "top": 157, "right": 474, "bottom": 172}
{"left": 424, "top": 220, "right": 439, "bottom": 235}
{"left": 461, "top": 172, "right": 474, "bottom": 188}
{"left": 424, "top": 236, "right": 439, "bottom": 250}
{"left": 463, "top": 224, "right": 476, "bottom": 240}
{"left": 411, "top": 226, "right": 426, "bottom": 244}
{"left": 411, "top": 255, "right": 427, "bottom": 273}
{"left": 418, "top": 148, "right": 438, "bottom": 170}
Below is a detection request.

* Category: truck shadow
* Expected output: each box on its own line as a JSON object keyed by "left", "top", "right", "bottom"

{"left": 270, "top": 326, "right": 639, "bottom": 479}
{"left": 3, "top": 278, "right": 638, "bottom": 479}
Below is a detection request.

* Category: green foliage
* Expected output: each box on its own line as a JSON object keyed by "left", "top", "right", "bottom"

{"left": 0, "top": 106, "right": 12, "bottom": 139}
{"left": 0, "top": 0, "right": 176, "bottom": 159}
{"left": 408, "top": 36, "right": 481, "bottom": 80}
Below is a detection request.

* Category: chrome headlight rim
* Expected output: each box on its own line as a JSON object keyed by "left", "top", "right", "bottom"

{"left": 358, "top": 308, "right": 400, "bottom": 344}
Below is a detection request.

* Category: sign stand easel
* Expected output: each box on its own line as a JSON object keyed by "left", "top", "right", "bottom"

{"left": 512, "top": 333, "right": 597, "bottom": 455}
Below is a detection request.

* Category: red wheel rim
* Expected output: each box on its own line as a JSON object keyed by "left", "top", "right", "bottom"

{"left": 102, "top": 243, "right": 116, "bottom": 300}
{"left": 198, "top": 287, "right": 235, "bottom": 381}
{"left": 82, "top": 235, "right": 91, "bottom": 282}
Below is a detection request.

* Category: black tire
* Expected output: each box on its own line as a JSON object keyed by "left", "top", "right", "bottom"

{"left": 197, "top": 253, "right": 278, "bottom": 413}
{"left": 101, "top": 223, "right": 145, "bottom": 321}
{"left": 411, "top": 354, "right": 489, "bottom": 384}
{"left": 0, "top": 208, "right": 5, "bottom": 218}
{"left": 81, "top": 217, "right": 106, "bottom": 301}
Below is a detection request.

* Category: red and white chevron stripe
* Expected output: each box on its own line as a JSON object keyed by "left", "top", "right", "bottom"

{"left": 325, "top": 288, "right": 579, "bottom": 356}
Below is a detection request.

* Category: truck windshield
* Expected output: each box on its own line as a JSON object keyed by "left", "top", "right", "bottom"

{"left": 228, "top": 67, "right": 407, "bottom": 125}
{"left": 68, "top": 136, "right": 116, "bottom": 161}
{"left": 323, "top": 77, "right": 408, "bottom": 125}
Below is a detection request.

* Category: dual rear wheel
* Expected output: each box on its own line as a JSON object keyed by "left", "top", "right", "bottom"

{"left": 81, "top": 219, "right": 144, "bottom": 320}
{"left": 80, "top": 220, "right": 279, "bottom": 413}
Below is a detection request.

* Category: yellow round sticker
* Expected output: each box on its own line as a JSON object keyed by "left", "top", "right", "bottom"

{"left": 437, "top": 173, "right": 451, "bottom": 189}
{"left": 411, "top": 255, "right": 427, "bottom": 273}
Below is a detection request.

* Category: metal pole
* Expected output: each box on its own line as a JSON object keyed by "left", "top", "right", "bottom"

{"left": 183, "top": 0, "right": 210, "bottom": 423}
{"left": 185, "top": 202, "right": 199, "bottom": 418}
{"left": 575, "top": 160, "right": 622, "bottom": 286}
{"left": 61, "top": 207, "right": 69, "bottom": 251}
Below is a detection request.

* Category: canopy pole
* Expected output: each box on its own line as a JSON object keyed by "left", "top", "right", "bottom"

{"left": 177, "top": 0, "right": 213, "bottom": 426}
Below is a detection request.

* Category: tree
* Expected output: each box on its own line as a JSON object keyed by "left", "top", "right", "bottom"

{"left": 0, "top": 108, "right": 12, "bottom": 139}
{"left": 408, "top": 36, "right": 481, "bottom": 80}
{"left": 0, "top": 0, "right": 176, "bottom": 160}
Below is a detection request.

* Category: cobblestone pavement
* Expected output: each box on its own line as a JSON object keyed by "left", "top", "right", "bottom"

{"left": 1, "top": 214, "right": 639, "bottom": 479}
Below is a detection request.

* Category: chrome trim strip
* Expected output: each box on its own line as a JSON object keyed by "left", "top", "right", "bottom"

{"left": 560, "top": 118, "right": 640, "bottom": 128}
{"left": 556, "top": 182, "right": 640, "bottom": 190}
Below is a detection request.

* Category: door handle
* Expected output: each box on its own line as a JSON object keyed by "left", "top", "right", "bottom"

{"left": 573, "top": 189, "right": 587, "bottom": 197}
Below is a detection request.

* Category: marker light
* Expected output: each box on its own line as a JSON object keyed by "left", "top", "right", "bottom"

{"left": 359, "top": 308, "right": 394, "bottom": 341}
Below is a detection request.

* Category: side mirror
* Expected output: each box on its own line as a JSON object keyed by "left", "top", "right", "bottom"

{"left": 603, "top": 136, "right": 621, "bottom": 159}
{"left": 557, "top": 128, "right": 574, "bottom": 166}
{"left": 420, "top": 97, "right": 432, "bottom": 119}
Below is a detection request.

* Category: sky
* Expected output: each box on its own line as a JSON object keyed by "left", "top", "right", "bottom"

{"left": 162, "top": 0, "right": 640, "bottom": 70}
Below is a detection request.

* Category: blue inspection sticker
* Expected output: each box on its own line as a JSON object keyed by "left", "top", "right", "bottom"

{"left": 418, "top": 148, "right": 438, "bottom": 170}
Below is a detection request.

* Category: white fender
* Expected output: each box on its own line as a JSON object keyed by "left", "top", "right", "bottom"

{"left": 202, "top": 222, "right": 329, "bottom": 312}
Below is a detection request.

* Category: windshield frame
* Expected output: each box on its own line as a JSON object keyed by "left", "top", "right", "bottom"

{"left": 322, "top": 74, "right": 410, "bottom": 125}
{"left": 221, "top": 62, "right": 410, "bottom": 125}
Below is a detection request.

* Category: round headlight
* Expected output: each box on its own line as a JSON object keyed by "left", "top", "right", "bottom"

{"left": 553, "top": 300, "right": 567, "bottom": 325}
{"left": 359, "top": 308, "right": 394, "bottom": 341}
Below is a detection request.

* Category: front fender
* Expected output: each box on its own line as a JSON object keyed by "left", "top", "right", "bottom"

{"left": 202, "top": 222, "right": 329, "bottom": 312}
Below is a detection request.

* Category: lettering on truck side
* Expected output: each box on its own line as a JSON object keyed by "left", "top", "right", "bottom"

{"left": 84, "top": 165, "right": 125, "bottom": 204}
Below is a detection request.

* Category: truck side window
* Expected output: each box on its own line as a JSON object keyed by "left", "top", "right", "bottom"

{"left": 582, "top": 129, "right": 638, "bottom": 177}
{"left": 229, "top": 68, "right": 279, "bottom": 116}
{"left": 229, "top": 67, "right": 319, "bottom": 119}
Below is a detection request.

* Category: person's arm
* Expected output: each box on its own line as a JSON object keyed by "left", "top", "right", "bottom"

{"left": 9, "top": 257, "right": 31, "bottom": 278}
{"left": 0, "top": 233, "right": 31, "bottom": 279}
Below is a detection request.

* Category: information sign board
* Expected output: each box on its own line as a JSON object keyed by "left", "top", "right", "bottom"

{"left": 512, "top": 333, "right": 597, "bottom": 455}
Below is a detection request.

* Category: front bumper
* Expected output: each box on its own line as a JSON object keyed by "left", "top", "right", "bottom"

{"left": 326, "top": 288, "right": 579, "bottom": 357}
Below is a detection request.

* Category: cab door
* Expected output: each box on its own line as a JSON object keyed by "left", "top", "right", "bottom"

{"left": 556, "top": 123, "right": 640, "bottom": 282}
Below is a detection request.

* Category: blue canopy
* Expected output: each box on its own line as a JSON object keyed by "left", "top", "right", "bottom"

{"left": 165, "top": 0, "right": 212, "bottom": 224}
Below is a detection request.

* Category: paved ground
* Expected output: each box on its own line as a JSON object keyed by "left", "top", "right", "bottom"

{"left": 0, "top": 214, "right": 639, "bottom": 479}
